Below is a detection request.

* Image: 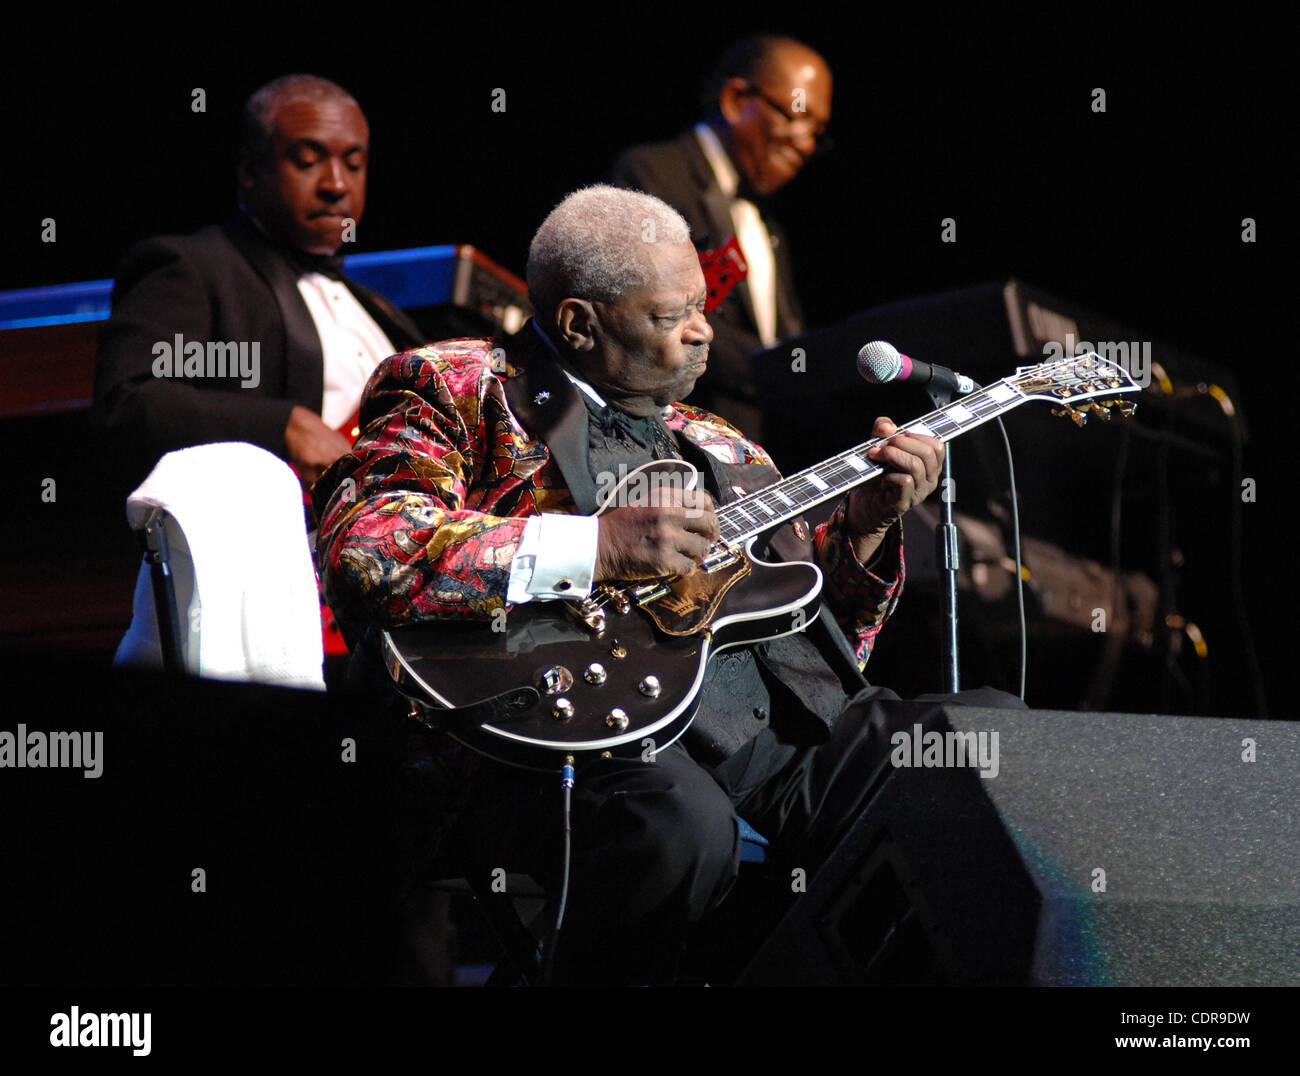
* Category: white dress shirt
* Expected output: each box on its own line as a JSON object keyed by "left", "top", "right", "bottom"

{"left": 296, "top": 273, "right": 398, "bottom": 430}
{"left": 694, "top": 123, "right": 778, "bottom": 346}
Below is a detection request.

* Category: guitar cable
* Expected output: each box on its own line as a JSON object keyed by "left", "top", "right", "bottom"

{"left": 995, "top": 417, "right": 1028, "bottom": 701}
{"left": 538, "top": 754, "right": 575, "bottom": 986}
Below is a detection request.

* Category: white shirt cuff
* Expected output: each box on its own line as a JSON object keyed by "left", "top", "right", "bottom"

{"left": 506, "top": 514, "right": 599, "bottom": 604}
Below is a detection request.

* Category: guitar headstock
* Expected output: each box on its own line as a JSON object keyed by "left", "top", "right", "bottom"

{"left": 1009, "top": 351, "right": 1140, "bottom": 426}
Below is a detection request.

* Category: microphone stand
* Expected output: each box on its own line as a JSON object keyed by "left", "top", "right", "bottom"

{"left": 925, "top": 383, "right": 961, "bottom": 693}
{"left": 858, "top": 341, "right": 973, "bottom": 693}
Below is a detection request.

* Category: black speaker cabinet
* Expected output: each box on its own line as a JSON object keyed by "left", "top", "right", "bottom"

{"left": 738, "top": 707, "right": 1300, "bottom": 986}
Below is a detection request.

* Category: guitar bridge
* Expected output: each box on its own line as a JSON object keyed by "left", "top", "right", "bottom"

{"left": 597, "top": 584, "right": 632, "bottom": 615}
{"left": 565, "top": 597, "right": 607, "bottom": 635}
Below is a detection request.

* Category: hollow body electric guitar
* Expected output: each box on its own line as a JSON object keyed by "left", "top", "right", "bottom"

{"left": 384, "top": 353, "right": 1139, "bottom": 769}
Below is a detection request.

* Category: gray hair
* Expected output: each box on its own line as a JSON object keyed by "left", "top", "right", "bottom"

{"left": 526, "top": 185, "right": 692, "bottom": 321}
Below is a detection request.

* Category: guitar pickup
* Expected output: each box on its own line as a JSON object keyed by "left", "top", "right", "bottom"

{"left": 700, "top": 546, "right": 740, "bottom": 574}
{"left": 633, "top": 582, "right": 670, "bottom": 606}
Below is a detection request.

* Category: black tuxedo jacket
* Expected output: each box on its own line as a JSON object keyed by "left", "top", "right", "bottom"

{"left": 93, "top": 212, "right": 423, "bottom": 493}
{"left": 610, "top": 129, "right": 805, "bottom": 412}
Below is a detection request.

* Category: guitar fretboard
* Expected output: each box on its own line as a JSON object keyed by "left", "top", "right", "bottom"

{"left": 717, "top": 379, "right": 1029, "bottom": 545}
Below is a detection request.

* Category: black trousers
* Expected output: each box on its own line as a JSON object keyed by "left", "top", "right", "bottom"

{"left": 428, "top": 684, "right": 1022, "bottom": 984}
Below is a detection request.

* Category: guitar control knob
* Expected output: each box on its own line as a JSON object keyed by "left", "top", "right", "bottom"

{"left": 584, "top": 663, "right": 607, "bottom": 685}
{"left": 605, "top": 708, "right": 629, "bottom": 732}
{"left": 537, "top": 666, "right": 574, "bottom": 695}
{"left": 552, "top": 697, "right": 575, "bottom": 721}
{"left": 638, "top": 676, "right": 661, "bottom": 699}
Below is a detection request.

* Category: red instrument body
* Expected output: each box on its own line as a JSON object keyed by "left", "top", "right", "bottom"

{"left": 699, "top": 236, "right": 749, "bottom": 313}
{"left": 299, "top": 412, "right": 362, "bottom": 658}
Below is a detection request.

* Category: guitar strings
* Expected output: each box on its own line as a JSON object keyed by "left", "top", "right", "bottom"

{"left": 716, "top": 357, "right": 1134, "bottom": 545}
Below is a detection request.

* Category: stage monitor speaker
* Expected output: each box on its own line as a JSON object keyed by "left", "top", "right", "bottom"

{"left": 736, "top": 707, "right": 1300, "bottom": 986}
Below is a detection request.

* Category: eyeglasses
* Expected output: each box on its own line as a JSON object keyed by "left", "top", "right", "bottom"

{"left": 742, "top": 80, "right": 833, "bottom": 151}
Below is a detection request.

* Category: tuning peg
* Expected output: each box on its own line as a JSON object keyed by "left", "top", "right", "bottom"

{"left": 1116, "top": 401, "right": 1137, "bottom": 418}
{"left": 1052, "top": 405, "right": 1088, "bottom": 427}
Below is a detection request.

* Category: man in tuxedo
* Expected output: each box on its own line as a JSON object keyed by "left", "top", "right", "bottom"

{"left": 610, "top": 36, "right": 832, "bottom": 436}
{"left": 313, "top": 186, "right": 1016, "bottom": 984}
{"left": 94, "top": 74, "right": 423, "bottom": 496}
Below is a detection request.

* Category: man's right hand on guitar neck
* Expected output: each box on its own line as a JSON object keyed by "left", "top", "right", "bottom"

{"left": 595, "top": 490, "right": 720, "bottom": 581}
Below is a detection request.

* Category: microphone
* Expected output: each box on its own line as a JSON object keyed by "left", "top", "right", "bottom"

{"left": 856, "top": 340, "right": 977, "bottom": 397}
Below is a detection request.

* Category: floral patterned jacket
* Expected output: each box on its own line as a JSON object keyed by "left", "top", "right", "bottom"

{"left": 312, "top": 328, "right": 904, "bottom": 667}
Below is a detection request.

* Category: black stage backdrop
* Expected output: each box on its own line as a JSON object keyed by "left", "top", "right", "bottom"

{"left": 2, "top": 18, "right": 1289, "bottom": 707}
{"left": 0, "top": 9, "right": 1295, "bottom": 1041}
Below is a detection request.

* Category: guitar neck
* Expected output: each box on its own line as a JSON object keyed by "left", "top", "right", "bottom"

{"left": 717, "top": 378, "right": 1031, "bottom": 545}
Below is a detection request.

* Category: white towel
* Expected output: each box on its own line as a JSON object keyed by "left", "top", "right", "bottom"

{"left": 117, "top": 442, "right": 326, "bottom": 691}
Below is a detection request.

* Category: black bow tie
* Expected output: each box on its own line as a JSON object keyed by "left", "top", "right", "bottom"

{"left": 584, "top": 395, "right": 654, "bottom": 445}
{"left": 237, "top": 209, "right": 348, "bottom": 280}
{"left": 581, "top": 395, "right": 679, "bottom": 458}
{"left": 284, "top": 248, "right": 347, "bottom": 281}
